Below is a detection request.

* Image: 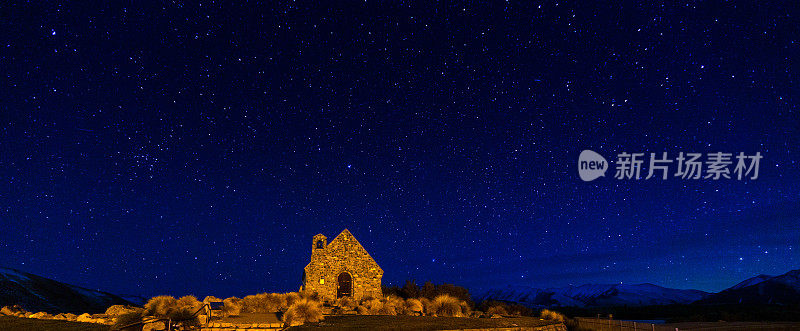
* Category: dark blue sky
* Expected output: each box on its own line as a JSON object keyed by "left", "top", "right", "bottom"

{"left": 0, "top": 1, "right": 797, "bottom": 299}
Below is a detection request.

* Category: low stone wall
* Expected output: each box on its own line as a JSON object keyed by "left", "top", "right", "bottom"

{"left": 443, "top": 323, "right": 567, "bottom": 331}
{"left": 202, "top": 321, "right": 283, "bottom": 331}
{"left": 200, "top": 321, "right": 567, "bottom": 331}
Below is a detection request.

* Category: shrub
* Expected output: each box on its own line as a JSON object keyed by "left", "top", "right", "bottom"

{"left": 478, "top": 300, "right": 534, "bottom": 316}
{"left": 435, "top": 283, "right": 473, "bottom": 305}
{"left": 283, "top": 298, "right": 324, "bottom": 326}
{"left": 356, "top": 298, "right": 383, "bottom": 315}
{"left": 144, "top": 295, "right": 178, "bottom": 317}
{"left": 355, "top": 298, "right": 398, "bottom": 315}
{"left": 487, "top": 305, "right": 508, "bottom": 316}
{"left": 419, "top": 297, "right": 432, "bottom": 316}
{"left": 404, "top": 298, "right": 423, "bottom": 316}
{"left": 241, "top": 294, "right": 258, "bottom": 313}
{"left": 429, "top": 295, "right": 464, "bottom": 317}
{"left": 283, "top": 292, "right": 301, "bottom": 308}
{"left": 176, "top": 295, "right": 202, "bottom": 312}
{"left": 242, "top": 293, "right": 284, "bottom": 313}
{"left": 460, "top": 300, "right": 472, "bottom": 317}
{"left": 202, "top": 296, "right": 222, "bottom": 303}
{"left": 222, "top": 297, "right": 242, "bottom": 317}
{"left": 379, "top": 298, "right": 397, "bottom": 315}
{"left": 299, "top": 290, "right": 320, "bottom": 301}
{"left": 540, "top": 309, "right": 566, "bottom": 322}
{"left": 169, "top": 308, "right": 200, "bottom": 327}
{"left": 385, "top": 296, "right": 405, "bottom": 315}
{"left": 114, "top": 311, "right": 145, "bottom": 331}
{"left": 106, "top": 305, "right": 141, "bottom": 317}
{"left": 335, "top": 296, "right": 357, "bottom": 310}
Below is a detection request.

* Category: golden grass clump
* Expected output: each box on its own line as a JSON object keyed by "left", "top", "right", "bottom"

{"left": 241, "top": 293, "right": 283, "bottom": 313}
{"left": 283, "top": 292, "right": 301, "bottom": 308}
{"left": 105, "top": 305, "right": 141, "bottom": 317}
{"left": 356, "top": 298, "right": 382, "bottom": 315}
{"left": 202, "top": 296, "right": 222, "bottom": 303}
{"left": 486, "top": 305, "right": 508, "bottom": 316}
{"left": 222, "top": 297, "right": 242, "bottom": 317}
{"left": 282, "top": 298, "right": 324, "bottom": 326}
{"left": 168, "top": 307, "right": 201, "bottom": 327}
{"left": 299, "top": 290, "right": 321, "bottom": 301}
{"left": 144, "top": 295, "right": 178, "bottom": 317}
{"left": 335, "top": 296, "right": 357, "bottom": 310}
{"left": 176, "top": 295, "right": 203, "bottom": 311}
{"left": 460, "top": 300, "right": 472, "bottom": 317}
{"left": 419, "top": 297, "right": 432, "bottom": 316}
{"left": 428, "top": 294, "right": 464, "bottom": 317}
{"left": 113, "top": 311, "right": 145, "bottom": 329}
{"left": 384, "top": 295, "right": 405, "bottom": 315}
{"left": 540, "top": 309, "right": 566, "bottom": 322}
{"left": 404, "top": 298, "right": 424, "bottom": 316}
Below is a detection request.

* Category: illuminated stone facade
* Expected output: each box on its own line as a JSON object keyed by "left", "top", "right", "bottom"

{"left": 301, "top": 229, "right": 383, "bottom": 301}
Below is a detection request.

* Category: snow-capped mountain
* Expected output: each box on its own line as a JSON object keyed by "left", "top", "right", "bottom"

{"left": 478, "top": 269, "right": 800, "bottom": 308}
{"left": 729, "top": 274, "right": 773, "bottom": 290}
{"left": 476, "top": 283, "right": 709, "bottom": 308}
{"left": 0, "top": 267, "right": 133, "bottom": 313}
{"left": 698, "top": 269, "right": 800, "bottom": 305}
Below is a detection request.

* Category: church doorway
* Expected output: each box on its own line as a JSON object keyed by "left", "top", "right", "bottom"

{"left": 337, "top": 272, "right": 352, "bottom": 298}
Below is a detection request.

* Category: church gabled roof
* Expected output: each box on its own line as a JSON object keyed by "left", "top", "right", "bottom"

{"left": 312, "top": 228, "right": 382, "bottom": 273}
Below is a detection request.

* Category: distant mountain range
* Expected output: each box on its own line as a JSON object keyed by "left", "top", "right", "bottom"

{"left": 477, "top": 268, "right": 800, "bottom": 308}
{"left": 476, "top": 283, "right": 709, "bottom": 307}
{"left": 0, "top": 267, "right": 133, "bottom": 313}
{"left": 698, "top": 269, "right": 800, "bottom": 305}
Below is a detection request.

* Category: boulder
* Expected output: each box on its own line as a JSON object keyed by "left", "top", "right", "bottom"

{"left": 77, "top": 313, "right": 94, "bottom": 323}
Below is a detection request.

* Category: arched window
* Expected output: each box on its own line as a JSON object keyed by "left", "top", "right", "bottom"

{"left": 316, "top": 240, "right": 324, "bottom": 249}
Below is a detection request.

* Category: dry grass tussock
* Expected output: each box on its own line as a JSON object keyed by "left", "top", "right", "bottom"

{"left": 282, "top": 298, "right": 324, "bottom": 326}
{"left": 427, "top": 294, "right": 464, "bottom": 317}
{"left": 540, "top": 309, "right": 566, "bottom": 322}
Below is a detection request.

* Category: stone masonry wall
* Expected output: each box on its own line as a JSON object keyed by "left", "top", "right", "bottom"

{"left": 303, "top": 229, "right": 383, "bottom": 301}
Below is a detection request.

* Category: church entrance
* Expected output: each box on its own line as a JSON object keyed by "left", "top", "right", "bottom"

{"left": 337, "top": 272, "right": 352, "bottom": 298}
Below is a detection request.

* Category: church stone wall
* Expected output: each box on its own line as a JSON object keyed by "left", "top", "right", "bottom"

{"left": 303, "top": 229, "right": 383, "bottom": 301}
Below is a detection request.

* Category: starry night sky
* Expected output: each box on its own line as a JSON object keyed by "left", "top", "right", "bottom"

{"left": 1, "top": 2, "right": 798, "bottom": 299}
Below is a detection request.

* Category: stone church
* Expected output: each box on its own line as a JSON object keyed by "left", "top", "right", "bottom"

{"left": 301, "top": 229, "right": 383, "bottom": 301}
